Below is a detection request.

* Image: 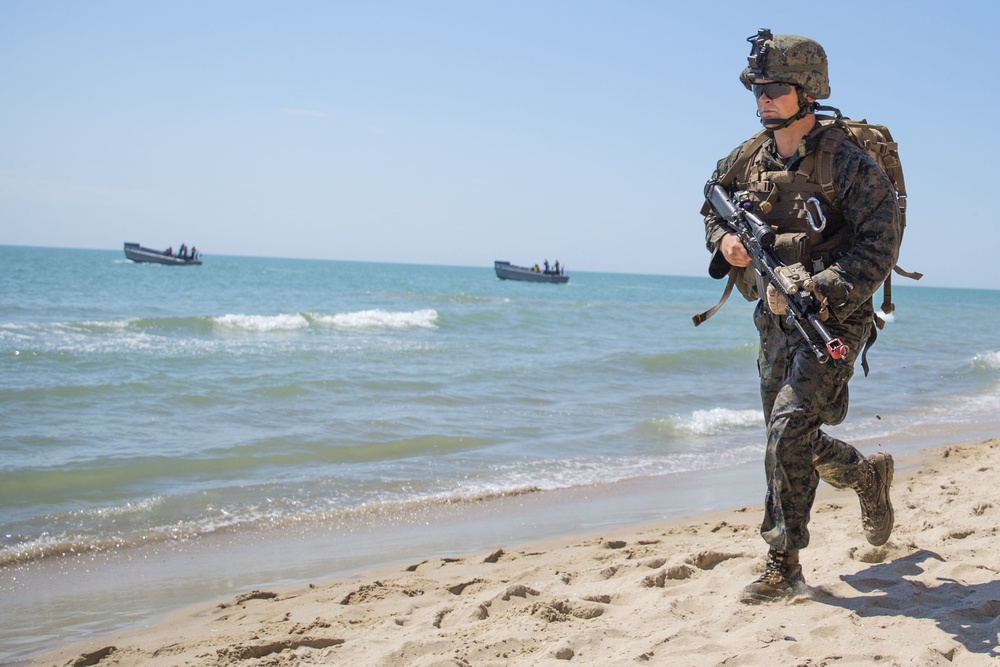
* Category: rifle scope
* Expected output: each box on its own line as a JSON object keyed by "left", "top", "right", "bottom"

{"left": 705, "top": 182, "right": 775, "bottom": 248}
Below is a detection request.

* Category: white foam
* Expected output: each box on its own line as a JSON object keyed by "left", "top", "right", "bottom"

{"left": 312, "top": 309, "right": 438, "bottom": 330}
{"left": 876, "top": 310, "right": 896, "bottom": 324}
{"left": 672, "top": 407, "right": 762, "bottom": 435}
{"left": 972, "top": 351, "right": 1000, "bottom": 370}
{"left": 213, "top": 313, "right": 310, "bottom": 332}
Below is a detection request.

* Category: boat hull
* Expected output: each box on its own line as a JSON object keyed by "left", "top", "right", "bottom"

{"left": 124, "top": 243, "right": 202, "bottom": 266}
{"left": 494, "top": 261, "right": 568, "bottom": 283}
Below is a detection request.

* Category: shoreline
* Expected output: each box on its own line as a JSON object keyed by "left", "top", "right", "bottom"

{"left": 2, "top": 455, "right": 771, "bottom": 663}
{"left": 15, "top": 434, "right": 1000, "bottom": 666}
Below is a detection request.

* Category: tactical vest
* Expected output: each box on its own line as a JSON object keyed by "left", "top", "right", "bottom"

{"left": 695, "top": 121, "right": 881, "bottom": 374}
{"left": 722, "top": 122, "right": 855, "bottom": 284}
{"left": 697, "top": 115, "right": 919, "bottom": 374}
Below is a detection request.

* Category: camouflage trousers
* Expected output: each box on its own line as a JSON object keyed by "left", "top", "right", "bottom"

{"left": 753, "top": 301, "right": 874, "bottom": 552}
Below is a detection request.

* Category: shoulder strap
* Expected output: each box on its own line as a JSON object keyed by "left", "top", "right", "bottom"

{"left": 813, "top": 121, "right": 848, "bottom": 206}
{"left": 717, "top": 130, "right": 769, "bottom": 188}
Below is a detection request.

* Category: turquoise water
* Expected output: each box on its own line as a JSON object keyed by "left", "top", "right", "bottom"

{"left": 1, "top": 245, "right": 998, "bottom": 660}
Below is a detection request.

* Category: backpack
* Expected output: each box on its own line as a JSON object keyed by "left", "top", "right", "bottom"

{"left": 813, "top": 109, "right": 922, "bottom": 316}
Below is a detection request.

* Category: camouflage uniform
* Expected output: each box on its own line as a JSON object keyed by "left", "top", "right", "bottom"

{"left": 704, "top": 127, "right": 901, "bottom": 551}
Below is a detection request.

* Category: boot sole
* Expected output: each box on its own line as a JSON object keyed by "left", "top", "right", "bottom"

{"left": 866, "top": 452, "right": 894, "bottom": 546}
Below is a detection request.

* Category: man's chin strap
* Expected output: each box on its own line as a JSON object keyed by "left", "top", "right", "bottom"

{"left": 758, "top": 96, "right": 818, "bottom": 130}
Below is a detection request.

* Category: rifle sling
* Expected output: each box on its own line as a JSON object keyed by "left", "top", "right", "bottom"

{"left": 860, "top": 323, "right": 877, "bottom": 377}
{"left": 692, "top": 272, "right": 737, "bottom": 327}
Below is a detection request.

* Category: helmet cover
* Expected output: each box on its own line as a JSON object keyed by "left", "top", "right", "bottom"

{"left": 740, "top": 29, "right": 830, "bottom": 100}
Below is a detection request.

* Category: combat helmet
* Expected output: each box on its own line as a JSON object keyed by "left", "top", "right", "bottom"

{"left": 740, "top": 29, "right": 829, "bottom": 130}
{"left": 740, "top": 29, "right": 830, "bottom": 100}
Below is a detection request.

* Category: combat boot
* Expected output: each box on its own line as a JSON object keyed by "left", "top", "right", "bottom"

{"left": 740, "top": 549, "right": 805, "bottom": 604}
{"left": 855, "top": 451, "right": 894, "bottom": 546}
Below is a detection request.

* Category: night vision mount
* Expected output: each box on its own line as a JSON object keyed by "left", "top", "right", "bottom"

{"left": 746, "top": 28, "right": 772, "bottom": 72}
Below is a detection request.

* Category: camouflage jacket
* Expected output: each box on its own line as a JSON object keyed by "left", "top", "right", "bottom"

{"left": 703, "top": 120, "right": 901, "bottom": 324}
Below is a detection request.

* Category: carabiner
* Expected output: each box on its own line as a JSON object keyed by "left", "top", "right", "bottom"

{"left": 805, "top": 197, "right": 827, "bottom": 233}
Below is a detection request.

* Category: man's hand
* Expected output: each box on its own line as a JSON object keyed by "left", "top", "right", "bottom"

{"left": 720, "top": 233, "right": 752, "bottom": 267}
{"left": 765, "top": 283, "right": 787, "bottom": 315}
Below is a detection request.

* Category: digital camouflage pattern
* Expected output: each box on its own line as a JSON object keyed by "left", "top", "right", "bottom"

{"left": 705, "top": 126, "right": 901, "bottom": 323}
{"left": 754, "top": 300, "right": 871, "bottom": 550}
{"left": 740, "top": 33, "right": 831, "bottom": 100}
{"left": 703, "top": 125, "right": 901, "bottom": 551}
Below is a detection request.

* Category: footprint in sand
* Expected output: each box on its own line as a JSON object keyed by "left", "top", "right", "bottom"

{"left": 445, "top": 579, "right": 486, "bottom": 596}
{"left": 643, "top": 564, "right": 696, "bottom": 588}
{"left": 684, "top": 551, "right": 743, "bottom": 570}
{"left": 339, "top": 581, "right": 425, "bottom": 605}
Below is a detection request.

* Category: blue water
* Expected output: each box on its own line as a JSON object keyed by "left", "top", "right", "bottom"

{"left": 1, "top": 245, "right": 998, "bottom": 660}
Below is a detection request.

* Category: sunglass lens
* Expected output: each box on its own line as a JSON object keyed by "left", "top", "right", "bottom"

{"left": 753, "top": 82, "right": 793, "bottom": 99}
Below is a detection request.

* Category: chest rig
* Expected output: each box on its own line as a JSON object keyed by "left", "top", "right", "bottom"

{"left": 731, "top": 122, "right": 854, "bottom": 276}
{"left": 694, "top": 121, "right": 856, "bottom": 328}
{"left": 698, "top": 116, "right": 916, "bottom": 375}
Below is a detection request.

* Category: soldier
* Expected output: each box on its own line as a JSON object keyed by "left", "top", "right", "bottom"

{"left": 702, "top": 30, "right": 900, "bottom": 603}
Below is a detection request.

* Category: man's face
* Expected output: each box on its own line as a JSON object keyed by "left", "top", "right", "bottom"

{"left": 753, "top": 80, "right": 800, "bottom": 121}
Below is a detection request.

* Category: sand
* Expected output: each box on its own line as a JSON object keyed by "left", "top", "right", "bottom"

{"left": 24, "top": 438, "right": 1000, "bottom": 667}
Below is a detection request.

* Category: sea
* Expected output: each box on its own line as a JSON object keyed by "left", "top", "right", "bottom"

{"left": 2, "top": 244, "right": 998, "bottom": 662}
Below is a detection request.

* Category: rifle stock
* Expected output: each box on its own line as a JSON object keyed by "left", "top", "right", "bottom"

{"left": 704, "top": 180, "right": 848, "bottom": 363}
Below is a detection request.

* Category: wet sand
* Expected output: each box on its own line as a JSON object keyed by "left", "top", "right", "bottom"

{"left": 22, "top": 437, "right": 1000, "bottom": 666}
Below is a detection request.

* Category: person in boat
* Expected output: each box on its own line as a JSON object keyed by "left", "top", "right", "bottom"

{"left": 532, "top": 264, "right": 540, "bottom": 272}
{"left": 190, "top": 246, "right": 198, "bottom": 261}
{"left": 544, "top": 260, "right": 550, "bottom": 273}
{"left": 178, "top": 244, "right": 188, "bottom": 259}
{"left": 554, "top": 260, "right": 561, "bottom": 275}
{"left": 164, "top": 246, "right": 173, "bottom": 256}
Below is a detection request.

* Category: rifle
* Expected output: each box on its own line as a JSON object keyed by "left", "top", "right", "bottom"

{"left": 701, "top": 180, "right": 848, "bottom": 363}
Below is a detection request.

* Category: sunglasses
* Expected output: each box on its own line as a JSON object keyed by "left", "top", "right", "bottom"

{"left": 752, "top": 82, "right": 796, "bottom": 99}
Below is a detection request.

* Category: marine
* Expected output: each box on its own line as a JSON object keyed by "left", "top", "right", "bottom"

{"left": 701, "top": 29, "right": 900, "bottom": 602}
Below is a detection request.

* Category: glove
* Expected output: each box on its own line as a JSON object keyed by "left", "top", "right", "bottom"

{"left": 765, "top": 283, "right": 787, "bottom": 315}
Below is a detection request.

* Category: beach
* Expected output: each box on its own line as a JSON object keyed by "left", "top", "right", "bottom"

{"left": 23, "top": 436, "right": 1000, "bottom": 667}
{"left": 4, "top": 249, "right": 999, "bottom": 665}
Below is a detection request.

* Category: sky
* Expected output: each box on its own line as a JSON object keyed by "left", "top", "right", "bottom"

{"left": 1, "top": 1, "right": 997, "bottom": 289}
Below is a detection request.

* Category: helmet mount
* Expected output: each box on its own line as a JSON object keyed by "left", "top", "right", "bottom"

{"left": 747, "top": 29, "right": 773, "bottom": 73}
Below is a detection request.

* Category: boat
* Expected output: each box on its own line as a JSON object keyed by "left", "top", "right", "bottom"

{"left": 494, "top": 260, "right": 569, "bottom": 283}
{"left": 124, "top": 243, "right": 202, "bottom": 266}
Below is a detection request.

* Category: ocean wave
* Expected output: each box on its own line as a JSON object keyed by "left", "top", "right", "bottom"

{"left": 0, "top": 448, "right": 766, "bottom": 569}
{"left": 481, "top": 449, "right": 764, "bottom": 492}
{"left": 73, "top": 319, "right": 132, "bottom": 331}
{"left": 0, "top": 512, "right": 254, "bottom": 569}
{"left": 6, "top": 317, "right": 216, "bottom": 343}
{"left": 659, "top": 407, "right": 763, "bottom": 436}
{"left": 6, "top": 310, "right": 439, "bottom": 341}
{"left": 68, "top": 317, "right": 214, "bottom": 335}
{"left": 213, "top": 313, "right": 310, "bottom": 332}
{"left": 309, "top": 308, "right": 438, "bottom": 329}
{"left": 971, "top": 351, "right": 1000, "bottom": 371}
{"left": 0, "top": 322, "right": 52, "bottom": 345}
